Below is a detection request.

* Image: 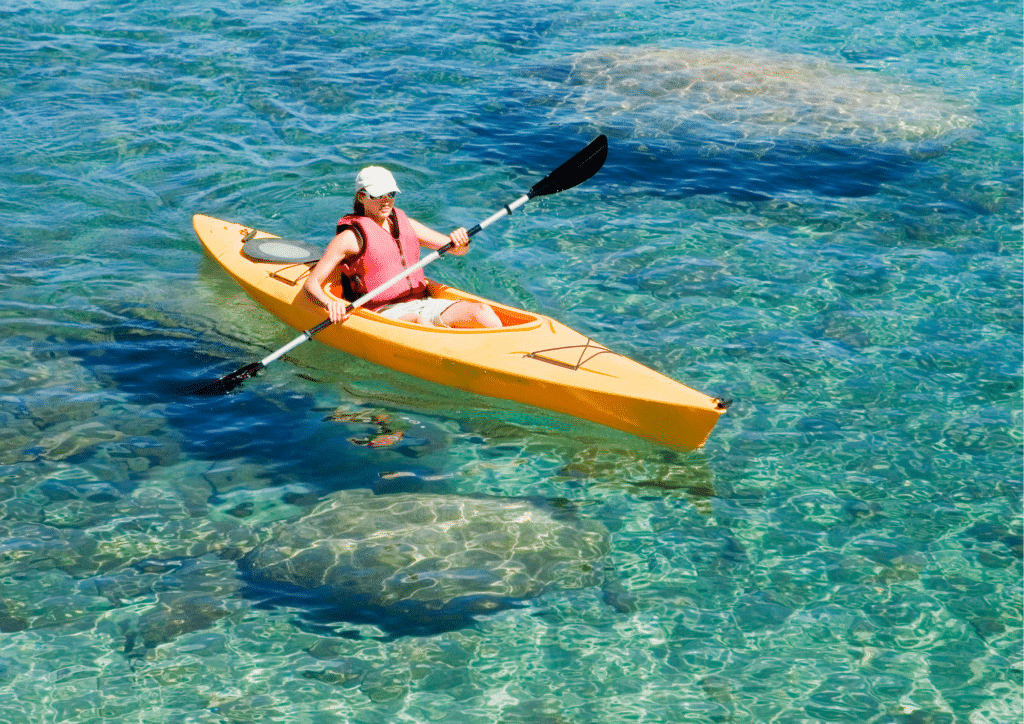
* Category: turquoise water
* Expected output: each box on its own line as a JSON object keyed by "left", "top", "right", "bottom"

{"left": 1, "top": 0, "right": 1021, "bottom": 721}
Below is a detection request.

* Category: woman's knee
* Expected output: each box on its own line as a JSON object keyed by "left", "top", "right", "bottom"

{"left": 473, "top": 303, "right": 502, "bottom": 328}
{"left": 442, "top": 301, "right": 501, "bottom": 328}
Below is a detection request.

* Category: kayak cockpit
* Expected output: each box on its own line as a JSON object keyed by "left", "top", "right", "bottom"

{"left": 322, "top": 276, "right": 541, "bottom": 330}
{"left": 424, "top": 280, "right": 539, "bottom": 328}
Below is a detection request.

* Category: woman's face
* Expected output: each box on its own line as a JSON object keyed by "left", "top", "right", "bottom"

{"left": 359, "top": 190, "right": 396, "bottom": 219}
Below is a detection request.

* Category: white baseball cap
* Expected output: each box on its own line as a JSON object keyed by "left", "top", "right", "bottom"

{"left": 354, "top": 166, "right": 400, "bottom": 197}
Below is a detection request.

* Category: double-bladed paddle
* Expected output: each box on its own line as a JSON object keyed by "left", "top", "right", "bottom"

{"left": 191, "top": 134, "right": 609, "bottom": 395}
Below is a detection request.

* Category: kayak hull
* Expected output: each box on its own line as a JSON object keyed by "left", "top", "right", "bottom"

{"left": 193, "top": 214, "right": 726, "bottom": 450}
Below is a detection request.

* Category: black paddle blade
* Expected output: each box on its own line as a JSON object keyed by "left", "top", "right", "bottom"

{"left": 529, "top": 135, "right": 608, "bottom": 198}
{"left": 184, "top": 362, "right": 264, "bottom": 396}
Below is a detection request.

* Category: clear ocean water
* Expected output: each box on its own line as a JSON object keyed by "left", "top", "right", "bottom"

{"left": 0, "top": 1, "right": 1020, "bottom": 722}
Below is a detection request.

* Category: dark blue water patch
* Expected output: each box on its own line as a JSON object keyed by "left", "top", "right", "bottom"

{"left": 839, "top": 46, "right": 904, "bottom": 64}
{"left": 593, "top": 135, "right": 922, "bottom": 201}
{"left": 465, "top": 122, "right": 926, "bottom": 201}
{"left": 239, "top": 574, "right": 525, "bottom": 639}
{"left": 49, "top": 321, "right": 450, "bottom": 495}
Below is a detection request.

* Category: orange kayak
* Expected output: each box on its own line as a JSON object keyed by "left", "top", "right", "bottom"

{"left": 194, "top": 214, "right": 727, "bottom": 450}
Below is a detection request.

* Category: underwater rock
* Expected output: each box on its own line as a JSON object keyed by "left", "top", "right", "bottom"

{"left": 560, "top": 47, "right": 973, "bottom": 146}
{"left": 239, "top": 489, "right": 611, "bottom": 635}
{"left": 8, "top": 488, "right": 612, "bottom": 640}
{"left": 504, "top": 46, "right": 975, "bottom": 198}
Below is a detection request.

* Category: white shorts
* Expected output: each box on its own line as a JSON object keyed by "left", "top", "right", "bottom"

{"left": 375, "top": 297, "right": 458, "bottom": 327}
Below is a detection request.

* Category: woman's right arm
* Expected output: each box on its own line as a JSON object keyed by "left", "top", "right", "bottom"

{"left": 303, "top": 229, "right": 362, "bottom": 323}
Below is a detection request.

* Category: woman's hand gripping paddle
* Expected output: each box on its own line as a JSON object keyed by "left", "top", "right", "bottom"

{"left": 190, "top": 134, "right": 609, "bottom": 395}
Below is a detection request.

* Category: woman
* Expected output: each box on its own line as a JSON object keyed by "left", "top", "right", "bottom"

{"left": 303, "top": 166, "right": 502, "bottom": 328}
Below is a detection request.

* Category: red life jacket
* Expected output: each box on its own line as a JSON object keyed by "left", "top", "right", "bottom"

{"left": 335, "top": 208, "right": 427, "bottom": 310}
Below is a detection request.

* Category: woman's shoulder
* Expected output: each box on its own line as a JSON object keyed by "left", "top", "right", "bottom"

{"left": 328, "top": 224, "right": 365, "bottom": 255}
{"left": 336, "top": 213, "right": 368, "bottom": 234}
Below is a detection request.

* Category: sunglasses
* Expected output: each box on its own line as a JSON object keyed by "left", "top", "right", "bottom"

{"left": 363, "top": 190, "right": 397, "bottom": 201}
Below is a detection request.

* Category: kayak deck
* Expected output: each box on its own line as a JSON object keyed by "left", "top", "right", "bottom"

{"left": 194, "top": 214, "right": 727, "bottom": 450}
